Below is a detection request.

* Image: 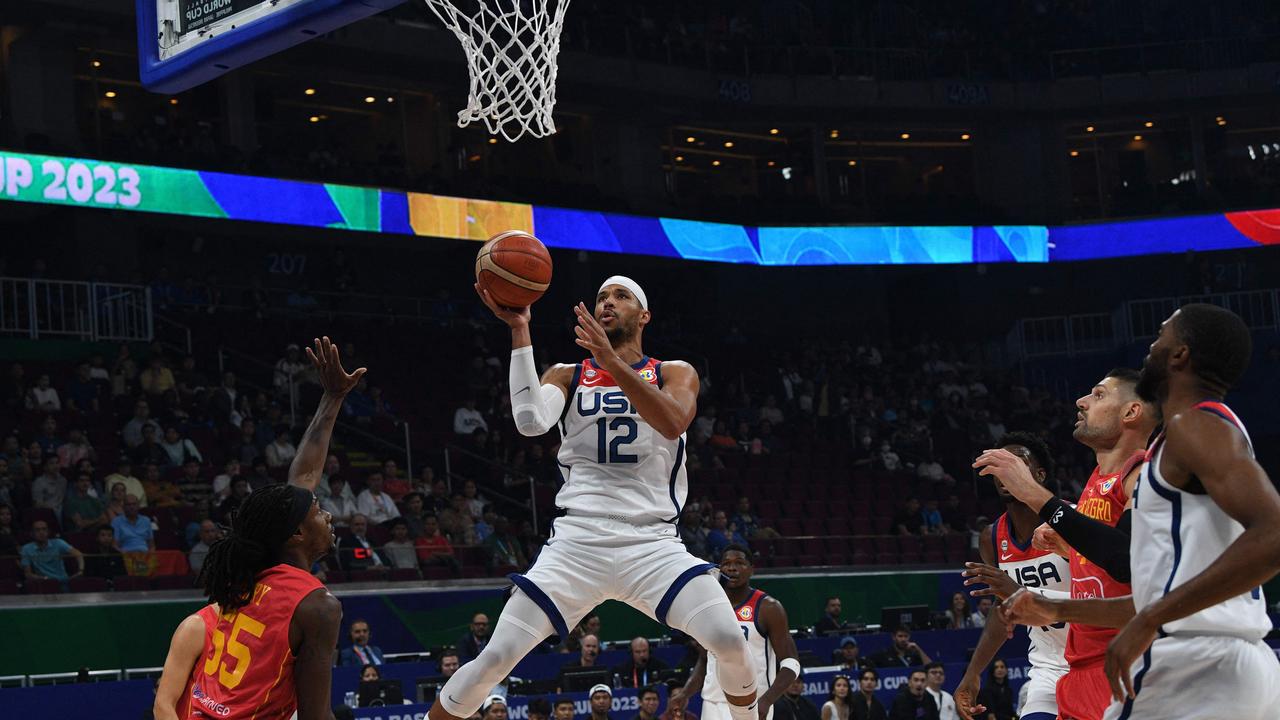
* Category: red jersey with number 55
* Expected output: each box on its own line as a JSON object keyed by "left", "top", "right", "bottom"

{"left": 1064, "top": 452, "right": 1144, "bottom": 667}
{"left": 187, "top": 563, "right": 324, "bottom": 720}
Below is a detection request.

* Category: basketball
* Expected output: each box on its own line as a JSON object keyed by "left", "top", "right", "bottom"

{"left": 475, "top": 231, "right": 554, "bottom": 308}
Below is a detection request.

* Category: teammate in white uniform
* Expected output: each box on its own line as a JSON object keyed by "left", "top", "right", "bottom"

{"left": 674, "top": 545, "right": 801, "bottom": 720}
{"left": 429, "top": 277, "right": 759, "bottom": 720}
{"left": 1001, "top": 305, "right": 1280, "bottom": 720}
{"left": 955, "top": 432, "right": 1069, "bottom": 720}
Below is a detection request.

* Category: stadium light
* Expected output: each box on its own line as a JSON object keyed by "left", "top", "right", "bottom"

{"left": 304, "top": 88, "right": 316, "bottom": 95}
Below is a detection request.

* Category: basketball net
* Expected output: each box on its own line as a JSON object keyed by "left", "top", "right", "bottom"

{"left": 420, "top": 0, "right": 570, "bottom": 142}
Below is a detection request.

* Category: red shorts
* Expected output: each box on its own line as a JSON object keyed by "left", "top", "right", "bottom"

{"left": 1055, "top": 664, "right": 1112, "bottom": 720}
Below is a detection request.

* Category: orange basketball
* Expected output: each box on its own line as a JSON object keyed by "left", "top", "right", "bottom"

{"left": 475, "top": 230, "right": 553, "bottom": 308}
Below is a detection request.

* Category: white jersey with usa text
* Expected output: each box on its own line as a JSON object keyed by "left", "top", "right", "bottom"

{"left": 1132, "top": 401, "right": 1271, "bottom": 640}
{"left": 992, "top": 514, "right": 1070, "bottom": 671}
{"left": 703, "top": 589, "right": 774, "bottom": 704}
{"left": 555, "top": 356, "right": 688, "bottom": 525}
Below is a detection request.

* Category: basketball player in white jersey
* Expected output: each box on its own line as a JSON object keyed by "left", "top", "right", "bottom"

{"left": 673, "top": 544, "right": 801, "bottom": 720}
{"left": 954, "top": 432, "right": 1069, "bottom": 720}
{"left": 427, "top": 277, "right": 759, "bottom": 720}
{"left": 1001, "top": 304, "right": 1280, "bottom": 720}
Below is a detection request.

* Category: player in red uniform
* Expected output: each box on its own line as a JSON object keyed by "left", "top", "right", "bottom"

{"left": 154, "top": 337, "right": 364, "bottom": 720}
{"left": 973, "top": 368, "right": 1156, "bottom": 720}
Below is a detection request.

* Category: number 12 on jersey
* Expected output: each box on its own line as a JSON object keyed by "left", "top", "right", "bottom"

{"left": 596, "top": 417, "right": 638, "bottom": 463}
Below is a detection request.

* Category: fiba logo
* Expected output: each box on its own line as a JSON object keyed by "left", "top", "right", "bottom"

{"left": 738, "top": 606, "right": 753, "bottom": 621}
{"left": 638, "top": 368, "right": 656, "bottom": 382}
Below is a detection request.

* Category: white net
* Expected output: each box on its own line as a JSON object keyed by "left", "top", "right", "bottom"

{"left": 421, "top": 0, "right": 571, "bottom": 142}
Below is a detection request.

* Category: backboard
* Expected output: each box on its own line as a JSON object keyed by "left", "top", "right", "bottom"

{"left": 136, "top": 0, "right": 405, "bottom": 93}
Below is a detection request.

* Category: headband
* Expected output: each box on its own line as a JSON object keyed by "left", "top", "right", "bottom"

{"left": 598, "top": 275, "right": 648, "bottom": 310}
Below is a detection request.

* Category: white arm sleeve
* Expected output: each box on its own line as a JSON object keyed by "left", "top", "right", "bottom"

{"left": 510, "top": 346, "right": 566, "bottom": 437}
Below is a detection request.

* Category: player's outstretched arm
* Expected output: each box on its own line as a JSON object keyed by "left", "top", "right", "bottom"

{"left": 290, "top": 337, "right": 366, "bottom": 492}
{"left": 294, "top": 588, "right": 343, "bottom": 720}
{"left": 955, "top": 528, "right": 1007, "bottom": 720}
{"left": 476, "top": 284, "right": 572, "bottom": 437}
{"left": 1105, "top": 411, "right": 1280, "bottom": 700}
{"left": 758, "top": 598, "right": 800, "bottom": 719}
{"left": 670, "top": 645, "right": 707, "bottom": 706}
{"left": 154, "top": 613, "right": 206, "bottom": 720}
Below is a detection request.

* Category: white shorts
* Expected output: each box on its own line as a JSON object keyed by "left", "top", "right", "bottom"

{"left": 1019, "top": 664, "right": 1067, "bottom": 720}
{"left": 1101, "top": 634, "right": 1280, "bottom": 720}
{"left": 702, "top": 700, "right": 771, "bottom": 720}
{"left": 509, "top": 513, "right": 718, "bottom": 639}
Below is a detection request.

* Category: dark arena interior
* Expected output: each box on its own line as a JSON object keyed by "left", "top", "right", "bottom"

{"left": 1, "top": 1, "right": 1280, "bottom": 719}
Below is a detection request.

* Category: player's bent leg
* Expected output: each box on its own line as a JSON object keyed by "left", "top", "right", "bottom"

{"left": 665, "top": 574, "right": 758, "bottom": 716}
{"left": 429, "top": 589, "right": 554, "bottom": 720}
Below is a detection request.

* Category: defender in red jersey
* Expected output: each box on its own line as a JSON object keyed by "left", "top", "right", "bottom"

{"left": 974, "top": 369, "right": 1156, "bottom": 720}
{"left": 154, "top": 337, "right": 363, "bottom": 720}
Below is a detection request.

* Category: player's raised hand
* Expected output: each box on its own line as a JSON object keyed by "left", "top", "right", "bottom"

{"left": 1033, "top": 523, "right": 1072, "bottom": 557}
{"left": 973, "top": 449, "right": 1046, "bottom": 505}
{"left": 306, "top": 336, "right": 366, "bottom": 398}
{"left": 999, "top": 588, "right": 1059, "bottom": 627}
{"left": 475, "top": 283, "right": 531, "bottom": 328}
{"left": 953, "top": 674, "right": 986, "bottom": 720}
{"left": 1105, "top": 611, "right": 1158, "bottom": 702}
{"left": 962, "top": 562, "right": 1021, "bottom": 601}
{"left": 573, "top": 302, "right": 616, "bottom": 365}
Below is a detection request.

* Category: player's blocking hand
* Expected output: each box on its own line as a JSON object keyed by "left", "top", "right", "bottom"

{"left": 306, "top": 336, "right": 366, "bottom": 398}
{"left": 953, "top": 675, "right": 986, "bottom": 720}
{"left": 962, "top": 562, "right": 1020, "bottom": 601}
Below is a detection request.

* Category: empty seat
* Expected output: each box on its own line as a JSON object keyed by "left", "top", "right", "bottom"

{"left": 113, "top": 575, "right": 151, "bottom": 591}
{"left": 153, "top": 575, "right": 196, "bottom": 591}
{"left": 24, "top": 578, "right": 63, "bottom": 594}
{"left": 68, "top": 576, "right": 109, "bottom": 593}
{"left": 389, "top": 568, "right": 420, "bottom": 582}
{"left": 777, "top": 519, "right": 803, "bottom": 537}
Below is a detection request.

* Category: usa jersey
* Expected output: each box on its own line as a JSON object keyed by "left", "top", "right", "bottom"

{"left": 703, "top": 589, "right": 774, "bottom": 703}
{"left": 556, "top": 356, "right": 688, "bottom": 524}
{"left": 1132, "top": 401, "right": 1270, "bottom": 640}
{"left": 1065, "top": 451, "right": 1144, "bottom": 667}
{"left": 992, "top": 514, "right": 1069, "bottom": 671}
{"left": 188, "top": 564, "right": 324, "bottom": 720}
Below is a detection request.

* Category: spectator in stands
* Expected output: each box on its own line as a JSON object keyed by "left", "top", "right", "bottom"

{"left": 32, "top": 454, "right": 68, "bottom": 517}
{"left": 255, "top": 404, "right": 285, "bottom": 448}
{"left": 850, "top": 669, "right": 886, "bottom": 720}
{"left": 20, "top": 519, "right": 82, "bottom": 584}
{"left": 0, "top": 504, "right": 17, "bottom": 557}
{"left": 174, "top": 355, "right": 208, "bottom": 404}
{"left": 25, "top": 373, "right": 61, "bottom": 412}
{"left": 816, "top": 596, "right": 851, "bottom": 635}
{"left": 836, "top": 637, "right": 872, "bottom": 672}
{"left": 322, "top": 474, "right": 359, "bottom": 527}
{"left": 65, "top": 363, "right": 101, "bottom": 414}
{"left": 587, "top": 686, "right": 612, "bottom": 720}
{"left": 462, "top": 479, "right": 487, "bottom": 521}
{"left": 457, "top": 613, "right": 491, "bottom": 661}
{"left": 562, "top": 612, "right": 602, "bottom": 654}
{"left": 360, "top": 664, "right": 381, "bottom": 685}
{"left": 706, "top": 510, "right": 748, "bottom": 560}
{"left": 632, "top": 687, "right": 661, "bottom": 720}
{"left": 273, "top": 343, "right": 307, "bottom": 395}
{"left": 529, "top": 698, "right": 552, "bottom": 720}
{"left": 615, "top": 637, "right": 669, "bottom": 688}
{"left": 481, "top": 696, "right": 508, "bottom": 720}
{"left": 382, "top": 518, "right": 418, "bottom": 570}
{"left": 104, "top": 482, "right": 128, "bottom": 523}
{"left": 64, "top": 472, "right": 108, "bottom": 531}
{"left": 439, "top": 651, "right": 460, "bottom": 678}
{"left": 414, "top": 514, "right": 455, "bottom": 567}
{"left": 214, "top": 477, "right": 250, "bottom": 524}
{"left": 33, "top": 415, "right": 61, "bottom": 455}
{"left": 974, "top": 660, "right": 1014, "bottom": 720}
{"left": 678, "top": 508, "right": 710, "bottom": 560}
{"left": 264, "top": 425, "right": 297, "bottom": 469}
{"left": 939, "top": 495, "right": 965, "bottom": 534}
{"left": 889, "top": 670, "right": 937, "bottom": 720}
{"left": 425, "top": 479, "right": 450, "bottom": 515}
{"left": 208, "top": 372, "right": 238, "bottom": 427}
{"left": 730, "top": 496, "right": 780, "bottom": 539}
{"left": 142, "top": 462, "right": 184, "bottom": 507}
{"left": 111, "top": 495, "right": 154, "bottom": 553}
{"left": 339, "top": 619, "right": 385, "bottom": 666}
{"left": 381, "top": 459, "right": 411, "bottom": 501}
{"left": 555, "top": 633, "right": 600, "bottom": 691}
{"left": 920, "top": 499, "right": 945, "bottom": 535}
{"left": 228, "top": 419, "right": 259, "bottom": 466}
{"left": 453, "top": 397, "right": 488, "bottom": 436}
{"left": 870, "top": 627, "right": 931, "bottom": 669}
{"left": 140, "top": 355, "right": 176, "bottom": 402}
{"left": 916, "top": 454, "right": 948, "bottom": 483}
{"left": 553, "top": 698, "right": 577, "bottom": 720}
{"left": 13, "top": 440, "right": 41, "bottom": 481}
{"left": 401, "top": 492, "right": 428, "bottom": 537}
{"left": 56, "top": 428, "right": 96, "bottom": 469}
{"left": 356, "top": 472, "right": 400, "bottom": 525}
{"left": 160, "top": 427, "right": 202, "bottom": 467}
{"left": 188, "top": 519, "right": 220, "bottom": 573}
{"left": 85, "top": 525, "right": 125, "bottom": 579}
{"left": 339, "top": 514, "right": 389, "bottom": 572}
{"left": 773, "top": 675, "right": 817, "bottom": 720}
{"left": 484, "top": 516, "right": 527, "bottom": 569}
{"left": 133, "top": 425, "right": 170, "bottom": 468}
{"left": 893, "top": 498, "right": 923, "bottom": 536}
{"left": 414, "top": 465, "right": 438, "bottom": 496}
{"left": 122, "top": 400, "right": 160, "bottom": 449}
{"left": 922, "top": 664, "right": 955, "bottom": 720}
{"left": 969, "top": 597, "right": 991, "bottom": 629}
{"left": 877, "top": 442, "right": 901, "bottom": 472}
{"left": 944, "top": 593, "right": 974, "bottom": 629}
{"left": 106, "top": 458, "right": 147, "bottom": 508}
{"left": 474, "top": 506, "right": 495, "bottom": 543}
{"left": 315, "top": 454, "right": 342, "bottom": 497}
{"left": 210, "top": 458, "right": 240, "bottom": 503}
{"left": 440, "top": 493, "right": 477, "bottom": 545}
{"left": 246, "top": 458, "right": 273, "bottom": 490}
{"left": 821, "top": 674, "right": 851, "bottom": 720}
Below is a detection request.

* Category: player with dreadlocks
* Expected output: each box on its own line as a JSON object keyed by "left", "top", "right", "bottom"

{"left": 153, "top": 337, "right": 365, "bottom": 720}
